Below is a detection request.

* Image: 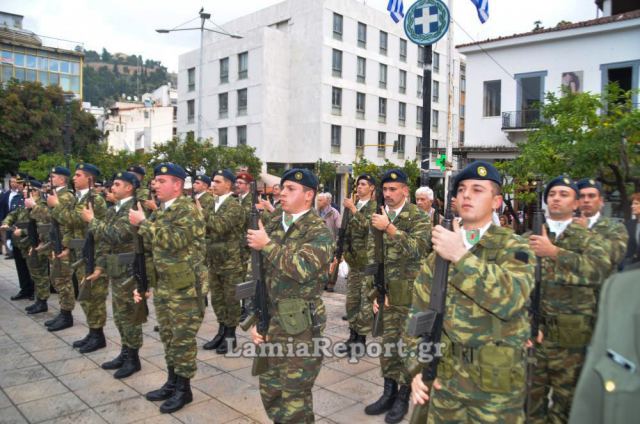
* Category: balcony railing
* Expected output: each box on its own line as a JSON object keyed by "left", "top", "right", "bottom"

{"left": 502, "top": 109, "right": 544, "bottom": 130}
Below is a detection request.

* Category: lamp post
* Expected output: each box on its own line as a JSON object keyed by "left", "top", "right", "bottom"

{"left": 62, "top": 93, "right": 75, "bottom": 169}
{"left": 156, "top": 9, "right": 242, "bottom": 141}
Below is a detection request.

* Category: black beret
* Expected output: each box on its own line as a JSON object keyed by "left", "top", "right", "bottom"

{"left": 452, "top": 161, "right": 501, "bottom": 194}
{"left": 356, "top": 174, "right": 376, "bottom": 186}
{"left": 114, "top": 171, "right": 140, "bottom": 188}
{"left": 154, "top": 163, "right": 187, "bottom": 180}
{"left": 127, "top": 165, "right": 146, "bottom": 176}
{"left": 76, "top": 163, "right": 101, "bottom": 178}
{"left": 194, "top": 175, "right": 212, "bottom": 185}
{"left": 281, "top": 168, "right": 318, "bottom": 190}
{"left": 51, "top": 166, "right": 71, "bottom": 177}
{"left": 380, "top": 169, "right": 408, "bottom": 185}
{"left": 577, "top": 178, "right": 602, "bottom": 194}
{"left": 213, "top": 169, "right": 236, "bottom": 184}
{"left": 27, "top": 179, "right": 43, "bottom": 189}
{"left": 544, "top": 176, "right": 578, "bottom": 201}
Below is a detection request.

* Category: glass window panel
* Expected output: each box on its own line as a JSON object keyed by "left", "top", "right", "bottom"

{"left": 38, "top": 57, "right": 48, "bottom": 71}
{"left": 26, "top": 55, "right": 37, "bottom": 68}
{"left": 60, "top": 74, "right": 71, "bottom": 91}
{"left": 2, "top": 65, "right": 13, "bottom": 82}
{"left": 60, "top": 61, "right": 70, "bottom": 74}
{"left": 49, "top": 60, "right": 59, "bottom": 72}
{"left": 1, "top": 50, "right": 12, "bottom": 64}
{"left": 49, "top": 73, "right": 59, "bottom": 85}
{"left": 70, "top": 62, "right": 80, "bottom": 75}
{"left": 14, "top": 53, "right": 25, "bottom": 67}
{"left": 38, "top": 71, "right": 48, "bottom": 85}
{"left": 26, "top": 69, "right": 37, "bottom": 82}
{"left": 15, "top": 67, "right": 25, "bottom": 81}
{"left": 70, "top": 76, "right": 80, "bottom": 93}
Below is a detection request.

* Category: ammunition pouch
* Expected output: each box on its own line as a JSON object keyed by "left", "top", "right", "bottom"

{"left": 454, "top": 343, "right": 525, "bottom": 394}
{"left": 68, "top": 238, "right": 85, "bottom": 252}
{"left": 166, "top": 261, "right": 196, "bottom": 291}
{"left": 106, "top": 253, "right": 134, "bottom": 277}
{"left": 277, "top": 298, "right": 312, "bottom": 336}
{"left": 544, "top": 314, "right": 593, "bottom": 349}
{"left": 388, "top": 278, "right": 414, "bottom": 307}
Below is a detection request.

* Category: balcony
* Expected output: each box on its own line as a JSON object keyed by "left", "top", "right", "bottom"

{"left": 502, "top": 109, "right": 544, "bottom": 130}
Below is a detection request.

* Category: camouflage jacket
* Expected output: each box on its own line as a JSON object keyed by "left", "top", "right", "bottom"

{"left": 89, "top": 198, "right": 136, "bottom": 270}
{"left": 367, "top": 202, "right": 431, "bottom": 307}
{"left": 2, "top": 207, "right": 30, "bottom": 251}
{"left": 30, "top": 198, "right": 52, "bottom": 252}
{"left": 205, "top": 194, "right": 244, "bottom": 270}
{"left": 343, "top": 199, "right": 377, "bottom": 269}
{"left": 405, "top": 225, "right": 534, "bottom": 374}
{"left": 541, "top": 222, "right": 611, "bottom": 319}
{"left": 259, "top": 209, "right": 335, "bottom": 342}
{"left": 590, "top": 216, "right": 628, "bottom": 274}
{"left": 239, "top": 192, "right": 253, "bottom": 246}
{"left": 197, "top": 192, "right": 215, "bottom": 212}
{"left": 48, "top": 187, "right": 76, "bottom": 248}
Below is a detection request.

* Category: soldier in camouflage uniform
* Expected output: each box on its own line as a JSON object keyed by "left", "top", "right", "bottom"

{"left": 45, "top": 166, "right": 77, "bottom": 332}
{"left": 193, "top": 175, "right": 214, "bottom": 209}
{"left": 55, "top": 163, "right": 108, "bottom": 352}
{"left": 129, "top": 163, "right": 206, "bottom": 414}
{"left": 23, "top": 181, "right": 51, "bottom": 314}
{"left": 247, "top": 168, "right": 334, "bottom": 424}
{"left": 201, "top": 170, "right": 245, "bottom": 354}
{"left": 1, "top": 183, "right": 33, "bottom": 300}
{"left": 236, "top": 172, "right": 254, "bottom": 320}
{"left": 408, "top": 161, "right": 534, "bottom": 424}
{"left": 83, "top": 171, "right": 143, "bottom": 379}
{"left": 528, "top": 176, "right": 611, "bottom": 423}
{"left": 365, "top": 169, "right": 431, "bottom": 424}
{"left": 128, "top": 165, "right": 156, "bottom": 215}
{"left": 336, "top": 173, "right": 377, "bottom": 356}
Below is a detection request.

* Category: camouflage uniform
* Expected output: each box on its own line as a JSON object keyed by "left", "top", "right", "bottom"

{"left": 343, "top": 198, "right": 377, "bottom": 335}
{"left": 529, "top": 222, "right": 611, "bottom": 424}
{"left": 258, "top": 210, "right": 334, "bottom": 424}
{"left": 28, "top": 199, "right": 51, "bottom": 302}
{"left": 239, "top": 192, "right": 253, "bottom": 271}
{"left": 2, "top": 207, "right": 35, "bottom": 293}
{"left": 589, "top": 216, "right": 628, "bottom": 274}
{"left": 138, "top": 195, "right": 206, "bottom": 379}
{"left": 406, "top": 225, "right": 535, "bottom": 423}
{"left": 49, "top": 187, "right": 77, "bottom": 312}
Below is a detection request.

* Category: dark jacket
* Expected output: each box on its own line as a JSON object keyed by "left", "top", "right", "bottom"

{"left": 0, "top": 190, "right": 23, "bottom": 222}
{"left": 623, "top": 218, "right": 640, "bottom": 268}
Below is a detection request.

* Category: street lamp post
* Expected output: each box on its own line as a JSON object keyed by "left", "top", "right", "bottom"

{"left": 156, "top": 9, "right": 242, "bottom": 142}
{"left": 62, "top": 93, "right": 75, "bottom": 169}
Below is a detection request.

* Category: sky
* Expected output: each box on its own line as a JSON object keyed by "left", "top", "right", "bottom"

{"left": 3, "top": 0, "right": 600, "bottom": 73}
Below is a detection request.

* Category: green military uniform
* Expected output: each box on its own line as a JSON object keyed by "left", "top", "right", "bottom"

{"left": 569, "top": 263, "right": 640, "bottom": 424}
{"left": 28, "top": 198, "right": 52, "bottom": 304}
{"left": 257, "top": 208, "right": 334, "bottom": 424}
{"left": 239, "top": 191, "right": 253, "bottom": 270}
{"left": 2, "top": 206, "right": 35, "bottom": 298}
{"left": 49, "top": 186, "right": 77, "bottom": 313}
{"left": 406, "top": 224, "right": 535, "bottom": 423}
{"left": 588, "top": 215, "right": 628, "bottom": 274}
{"left": 529, "top": 222, "right": 611, "bottom": 423}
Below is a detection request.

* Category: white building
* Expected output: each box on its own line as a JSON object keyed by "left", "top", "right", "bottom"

{"left": 457, "top": 5, "right": 640, "bottom": 164}
{"left": 82, "top": 102, "right": 106, "bottom": 133}
{"left": 177, "top": 0, "right": 463, "bottom": 182}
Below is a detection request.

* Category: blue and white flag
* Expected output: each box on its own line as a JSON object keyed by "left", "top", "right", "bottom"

{"left": 387, "top": 0, "right": 405, "bottom": 23}
{"left": 470, "top": 0, "right": 489, "bottom": 23}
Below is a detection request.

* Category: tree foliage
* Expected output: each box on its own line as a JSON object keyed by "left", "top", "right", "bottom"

{"left": 352, "top": 158, "right": 421, "bottom": 199}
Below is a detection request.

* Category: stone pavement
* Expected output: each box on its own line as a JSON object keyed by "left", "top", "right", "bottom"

{"left": 0, "top": 259, "right": 413, "bottom": 423}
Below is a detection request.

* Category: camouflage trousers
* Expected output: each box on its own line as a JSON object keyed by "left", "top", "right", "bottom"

{"left": 209, "top": 269, "right": 244, "bottom": 327}
{"left": 426, "top": 353, "right": 526, "bottom": 423}
{"left": 344, "top": 266, "right": 372, "bottom": 335}
{"left": 259, "top": 341, "right": 323, "bottom": 424}
{"left": 26, "top": 252, "right": 49, "bottom": 301}
{"left": 529, "top": 342, "right": 586, "bottom": 424}
{"left": 111, "top": 276, "right": 143, "bottom": 349}
{"left": 50, "top": 256, "right": 74, "bottom": 312}
{"left": 154, "top": 286, "right": 204, "bottom": 379}
{"left": 75, "top": 267, "right": 108, "bottom": 329}
{"left": 379, "top": 305, "right": 412, "bottom": 385}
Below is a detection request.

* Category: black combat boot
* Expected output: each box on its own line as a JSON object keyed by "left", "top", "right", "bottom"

{"left": 72, "top": 332, "right": 91, "bottom": 348}
{"left": 349, "top": 333, "right": 367, "bottom": 358}
{"left": 47, "top": 310, "right": 73, "bottom": 332}
{"left": 336, "top": 327, "right": 357, "bottom": 354}
{"left": 79, "top": 327, "right": 106, "bottom": 353}
{"left": 45, "top": 311, "right": 63, "bottom": 327}
{"left": 203, "top": 324, "right": 225, "bottom": 350}
{"left": 114, "top": 348, "right": 141, "bottom": 379}
{"left": 26, "top": 299, "right": 48, "bottom": 314}
{"left": 146, "top": 367, "right": 177, "bottom": 401}
{"left": 364, "top": 378, "right": 398, "bottom": 415}
{"left": 159, "top": 375, "right": 193, "bottom": 413}
{"left": 216, "top": 326, "right": 236, "bottom": 354}
{"left": 102, "top": 346, "right": 128, "bottom": 370}
{"left": 385, "top": 384, "right": 411, "bottom": 423}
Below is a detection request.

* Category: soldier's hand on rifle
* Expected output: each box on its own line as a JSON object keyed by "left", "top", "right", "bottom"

{"left": 432, "top": 219, "right": 467, "bottom": 263}
{"left": 56, "top": 248, "right": 70, "bottom": 259}
{"left": 47, "top": 190, "right": 59, "bottom": 207}
{"left": 247, "top": 220, "right": 270, "bottom": 250}
{"left": 411, "top": 375, "right": 441, "bottom": 405}
{"left": 529, "top": 226, "right": 559, "bottom": 259}
{"left": 85, "top": 267, "right": 103, "bottom": 281}
{"left": 24, "top": 198, "right": 36, "bottom": 209}
{"left": 0, "top": 224, "right": 8, "bottom": 230}
{"left": 572, "top": 214, "right": 588, "bottom": 228}
{"left": 250, "top": 325, "right": 267, "bottom": 345}
{"left": 13, "top": 228, "right": 22, "bottom": 237}
{"left": 144, "top": 199, "right": 158, "bottom": 211}
{"left": 133, "top": 288, "right": 151, "bottom": 303}
{"left": 329, "top": 258, "right": 339, "bottom": 275}
{"left": 343, "top": 198, "right": 357, "bottom": 214}
{"left": 129, "top": 203, "right": 146, "bottom": 226}
{"left": 372, "top": 296, "right": 389, "bottom": 313}
{"left": 525, "top": 330, "right": 544, "bottom": 348}
{"left": 371, "top": 212, "right": 391, "bottom": 231}
{"left": 81, "top": 202, "right": 94, "bottom": 223}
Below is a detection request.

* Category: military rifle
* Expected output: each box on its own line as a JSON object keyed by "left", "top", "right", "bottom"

{"left": 235, "top": 181, "right": 270, "bottom": 376}
{"left": 406, "top": 190, "right": 454, "bottom": 424}
{"left": 128, "top": 192, "right": 150, "bottom": 325}
{"left": 25, "top": 181, "right": 40, "bottom": 256}
{"left": 75, "top": 177, "right": 96, "bottom": 301}
{"left": 327, "top": 176, "right": 355, "bottom": 287}
{"left": 48, "top": 175, "right": 64, "bottom": 257}
{"left": 365, "top": 185, "right": 387, "bottom": 337}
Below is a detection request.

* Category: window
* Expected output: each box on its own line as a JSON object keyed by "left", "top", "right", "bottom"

{"left": 432, "top": 110, "right": 439, "bottom": 129}
{"left": 357, "top": 56, "right": 366, "bottom": 83}
{"left": 516, "top": 72, "right": 546, "bottom": 125}
{"left": 187, "top": 100, "right": 195, "bottom": 124}
{"left": 187, "top": 67, "right": 195, "bottom": 92}
{"left": 396, "top": 134, "right": 405, "bottom": 156}
{"left": 483, "top": 80, "right": 501, "bottom": 117}
{"left": 356, "top": 128, "right": 365, "bottom": 149}
{"left": 379, "top": 31, "right": 388, "bottom": 55}
{"left": 238, "top": 52, "right": 248, "bottom": 79}
{"left": 333, "top": 13, "right": 343, "bottom": 40}
{"left": 399, "top": 39, "right": 407, "bottom": 62}
{"left": 417, "top": 75, "right": 423, "bottom": 98}
{"left": 218, "top": 93, "right": 228, "bottom": 118}
{"left": 378, "top": 97, "right": 387, "bottom": 120}
{"left": 237, "top": 125, "right": 247, "bottom": 145}
{"left": 219, "top": 128, "right": 228, "bottom": 146}
{"left": 332, "top": 49, "right": 343, "bottom": 77}
{"left": 399, "top": 70, "right": 407, "bottom": 94}
{"left": 459, "top": 130, "right": 465, "bottom": 144}
{"left": 432, "top": 80, "right": 439, "bottom": 103}
{"left": 356, "top": 92, "right": 366, "bottom": 118}
{"left": 220, "top": 57, "right": 229, "bottom": 83}
{"left": 379, "top": 64, "right": 387, "bottom": 89}
{"left": 433, "top": 52, "right": 440, "bottom": 73}
{"left": 377, "top": 132, "right": 386, "bottom": 155}
{"left": 460, "top": 104, "right": 465, "bottom": 118}
{"left": 416, "top": 137, "right": 422, "bottom": 156}
{"left": 417, "top": 106, "right": 423, "bottom": 126}
{"left": 331, "top": 125, "right": 341, "bottom": 152}
{"left": 460, "top": 64, "right": 466, "bottom": 92}
{"left": 238, "top": 88, "right": 248, "bottom": 115}
{"left": 357, "top": 22, "right": 367, "bottom": 47}
{"left": 398, "top": 102, "right": 406, "bottom": 125}
{"left": 332, "top": 86, "right": 342, "bottom": 113}
{"left": 601, "top": 60, "right": 640, "bottom": 106}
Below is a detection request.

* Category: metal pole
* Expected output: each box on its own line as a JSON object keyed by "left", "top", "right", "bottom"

{"left": 63, "top": 95, "right": 73, "bottom": 169}
{"left": 420, "top": 45, "right": 433, "bottom": 186}
{"left": 197, "top": 12, "right": 206, "bottom": 141}
{"left": 444, "top": 0, "right": 455, "bottom": 205}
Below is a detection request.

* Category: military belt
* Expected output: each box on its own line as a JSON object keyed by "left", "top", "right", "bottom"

{"left": 450, "top": 343, "right": 478, "bottom": 364}
{"left": 540, "top": 314, "right": 594, "bottom": 327}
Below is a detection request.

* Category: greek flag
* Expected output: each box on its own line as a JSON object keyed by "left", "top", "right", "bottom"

{"left": 470, "top": 0, "right": 489, "bottom": 23}
{"left": 387, "top": 0, "right": 404, "bottom": 23}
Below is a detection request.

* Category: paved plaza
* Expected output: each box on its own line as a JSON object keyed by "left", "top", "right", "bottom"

{"left": 0, "top": 259, "right": 413, "bottom": 423}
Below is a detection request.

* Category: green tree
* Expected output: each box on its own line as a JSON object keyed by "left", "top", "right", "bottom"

{"left": 352, "top": 158, "right": 421, "bottom": 199}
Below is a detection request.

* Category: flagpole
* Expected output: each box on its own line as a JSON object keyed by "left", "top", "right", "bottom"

{"left": 420, "top": 44, "right": 432, "bottom": 187}
{"left": 444, "top": 0, "right": 455, "bottom": 203}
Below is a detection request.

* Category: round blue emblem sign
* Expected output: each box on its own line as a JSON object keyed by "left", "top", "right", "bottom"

{"left": 404, "top": 0, "right": 450, "bottom": 46}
